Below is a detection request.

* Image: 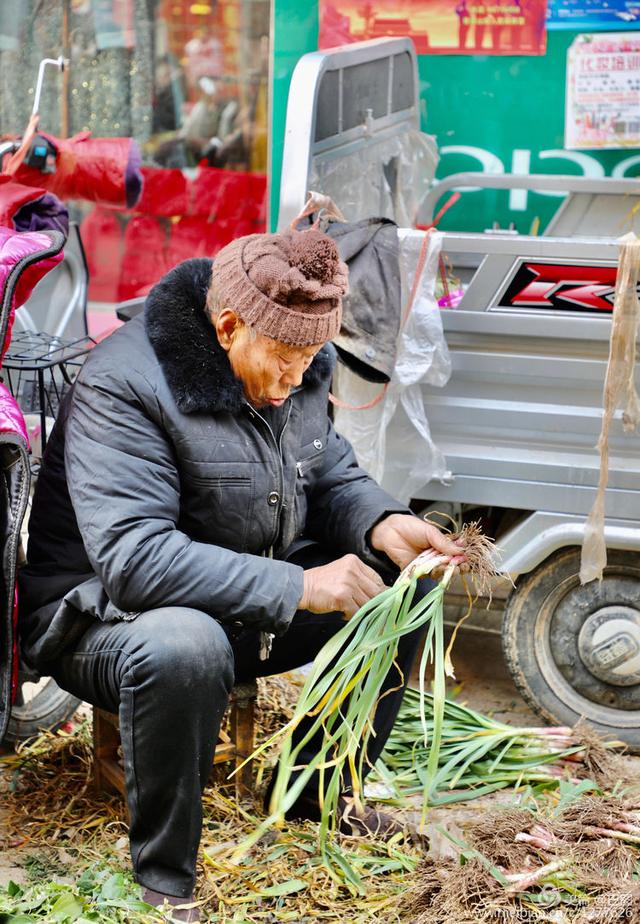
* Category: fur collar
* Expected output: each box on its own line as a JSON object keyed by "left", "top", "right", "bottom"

{"left": 144, "top": 258, "right": 335, "bottom": 414}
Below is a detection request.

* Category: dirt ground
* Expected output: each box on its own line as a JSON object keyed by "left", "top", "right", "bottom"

{"left": 0, "top": 597, "right": 534, "bottom": 889}
{"left": 1, "top": 582, "right": 637, "bottom": 900}
{"left": 0, "top": 757, "right": 28, "bottom": 888}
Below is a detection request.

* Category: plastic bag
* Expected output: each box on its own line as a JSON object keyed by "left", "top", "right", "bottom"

{"left": 333, "top": 230, "right": 451, "bottom": 504}
{"left": 308, "top": 130, "right": 438, "bottom": 227}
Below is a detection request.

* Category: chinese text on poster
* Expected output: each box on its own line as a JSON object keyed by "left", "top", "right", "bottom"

{"left": 319, "top": 0, "right": 548, "bottom": 56}
{"left": 566, "top": 33, "right": 640, "bottom": 149}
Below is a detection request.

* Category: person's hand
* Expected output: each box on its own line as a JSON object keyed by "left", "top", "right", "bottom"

{"left": 369, "top": 514, "right": 467, "bottom": 572}
{"left": 299, "top": 554, "right": 387, "bottom": 619}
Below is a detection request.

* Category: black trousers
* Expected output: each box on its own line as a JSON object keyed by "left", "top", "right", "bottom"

{"left": 28, "top": 545, "right": 434, "bottom": 896}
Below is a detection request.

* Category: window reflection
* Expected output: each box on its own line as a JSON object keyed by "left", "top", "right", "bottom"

{"left": 0, "top": 0, "right": 270, "bottom": 174}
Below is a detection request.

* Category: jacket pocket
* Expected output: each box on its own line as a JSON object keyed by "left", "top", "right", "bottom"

{"left": 181, "top": 470, "right": 255, "bottom": 551}
{"left": 188, "top": 474, "right": 252, "bottom": 488}
{"left": 294, "top": 440, "right": 326, "bottom": 536}
{"left": 295, "top": 439, "right": 326, "bottom": 478}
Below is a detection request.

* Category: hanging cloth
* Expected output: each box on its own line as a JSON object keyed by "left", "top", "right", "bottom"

{"left": 580, "top": 233, "right": 640, "bottom": 584}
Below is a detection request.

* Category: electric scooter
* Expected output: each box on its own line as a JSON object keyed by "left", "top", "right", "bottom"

{"left": 0, "top": 55, "right": 142, "bottom": 745}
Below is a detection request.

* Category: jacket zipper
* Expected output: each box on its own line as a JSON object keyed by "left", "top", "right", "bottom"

{"left": 244, "top": 399, "right": 292, "bottom": 552}
{"left": 244, "top": 400, "right": 292, "bottom": 661}
{"left": 296, "top": 449, "right": 324, "bottom": 478}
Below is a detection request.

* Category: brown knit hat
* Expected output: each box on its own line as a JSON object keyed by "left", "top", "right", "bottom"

{"left": 208, "top": 228, "right": 349, "bottom": 346}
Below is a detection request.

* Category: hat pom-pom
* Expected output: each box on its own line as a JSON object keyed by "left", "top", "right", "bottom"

{"left": 289, "top": 229, "right": 340, "bottom": 284}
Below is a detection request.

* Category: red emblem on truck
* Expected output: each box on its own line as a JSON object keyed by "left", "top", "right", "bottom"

{"left": 499, "top": 263, "right": 617, "bottom": 313}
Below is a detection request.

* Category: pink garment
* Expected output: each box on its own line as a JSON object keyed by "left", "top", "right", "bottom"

{"left": 0, "top": 381, "right": 28, "bottom": 443}
{"left": 0, "top": 225, "right": 64, "bottom": 360}
{"left": 0, "top": 225, "right": 64, "bottom": 712}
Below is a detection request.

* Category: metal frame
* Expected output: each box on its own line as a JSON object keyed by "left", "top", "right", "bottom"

{"left": 278, "top": 40, "right": 640, "bottom": 577}
{"left": 396, "top": 229, "right": 640, "bottom": 570}
{"left": 13, "top": 223, "right": 88, "bottom": 340}
{"left": 32, "top": 56, "right": 66, "bottom": 118}
{"left": 430, "top": 230, "right": 620, "bottom": 318}
{"left": 498, "top": 512, "right": 640, "bottom": 576}
{"left": 278, "top": 37, "right": 419, "bottom": 230}
{"left": 3, "top": 331, "right": 95, "bottom": 456}
{"left": 421, "top": 173, "right": 640, "bottom": 223}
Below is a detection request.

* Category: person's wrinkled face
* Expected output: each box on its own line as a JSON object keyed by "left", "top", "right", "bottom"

{"left": 215, "top": 309, "right": 323, "bottom": 409}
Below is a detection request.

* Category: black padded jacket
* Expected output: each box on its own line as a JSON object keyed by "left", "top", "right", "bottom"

{"left": 19, "top": 258, "right": 408, "bottom": 665}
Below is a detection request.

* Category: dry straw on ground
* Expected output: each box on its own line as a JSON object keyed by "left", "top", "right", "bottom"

{"left": 2, "top": 675, "right": 639, "bottom": 921}
{"left": 1, "top": 675, "right": 422, "bottom": 922}
{"left": 403, "top": 792, "right": 640, "bottom": 924}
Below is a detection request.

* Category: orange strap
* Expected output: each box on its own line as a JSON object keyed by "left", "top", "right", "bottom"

{"left": 2, "top": 114, "right": 40, "bottom": 175}
{"left": 328, "top": 381, "right": 389, "bottom": 411}
{"left": 415, "top": 191, "right": 461, "bottom": 233}
{"left": 329, "top": 229, "right": 434, "bottom": 411}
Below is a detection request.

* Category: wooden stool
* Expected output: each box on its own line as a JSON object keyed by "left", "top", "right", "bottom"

{"left": 93, "top": 681, "right": 257, "bottom": 802}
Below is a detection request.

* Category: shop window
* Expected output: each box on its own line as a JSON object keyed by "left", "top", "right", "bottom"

{"left": 0, "top": 0, "right": 269, "bottom": 174}
{"left": 0, "top": 1, "right": 270, "bottom": 305}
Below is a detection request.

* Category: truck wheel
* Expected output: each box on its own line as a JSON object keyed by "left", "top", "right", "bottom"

{"left": 502, "top": 548, "right": 640, "bottom": 751}
{"left": 6, "top": 677, "right": 80, "bottom": 743}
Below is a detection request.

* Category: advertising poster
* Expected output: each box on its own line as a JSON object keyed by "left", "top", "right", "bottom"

{"left": 565, "top": 33, "right": 640, "bottom": 149}
{"left": 548, "top": 0, "right": 640, "bottom": 31}
{"left": 319, "top": 0, "right": 548, "bottom": 55}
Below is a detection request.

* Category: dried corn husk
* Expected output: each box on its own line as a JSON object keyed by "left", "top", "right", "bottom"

{"left": 580, "top": 232, "right": 640, "bottom": 583}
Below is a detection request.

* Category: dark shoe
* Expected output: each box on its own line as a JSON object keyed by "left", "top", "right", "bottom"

{"left": 336, "top": 795, "right": 409, "bottom": 839}
{"left": 264, "top": 781, "right": 322, "bottom": 822}
{"left": 264, "top": 776, "right": 412, "bottom": 842}
{"left": 142, "top": 887, "right": 201, "bottom": 922}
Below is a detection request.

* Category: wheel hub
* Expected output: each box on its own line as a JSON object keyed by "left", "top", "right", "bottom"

{"left": 578, "top": 606, "right": 640, "bottom": 687}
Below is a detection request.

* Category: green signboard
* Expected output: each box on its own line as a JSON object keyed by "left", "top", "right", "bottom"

{"left": 270, "top": 0, "right": 318, "bottom": 230}
{"left": 420, "top": 31, "right": 640, "bottom": 234}
{"left": 270, "top": 5, "right": 640, "bottom": 233}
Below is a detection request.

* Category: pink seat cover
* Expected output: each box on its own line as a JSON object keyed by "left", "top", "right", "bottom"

{"left": 0, "top": 225, "right": 64, "bottom": 364}
{"left": 0, "top": 223, "right": 64, "bottom": 710}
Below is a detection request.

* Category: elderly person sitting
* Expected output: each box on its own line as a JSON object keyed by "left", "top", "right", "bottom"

{"left": 18, "top": 228, "right": 463, "bottom": 921}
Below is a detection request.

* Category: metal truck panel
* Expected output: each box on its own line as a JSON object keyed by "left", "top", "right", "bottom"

{"left": 397, "top": 230, "right": 640, "bottom": 525}
{"left": 279, "top": 40, "right": 640, "bottom": 570}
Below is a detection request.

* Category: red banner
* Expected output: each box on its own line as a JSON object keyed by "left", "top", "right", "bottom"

{"left": 319, "top": 0, "right": 548, "bottom": 56}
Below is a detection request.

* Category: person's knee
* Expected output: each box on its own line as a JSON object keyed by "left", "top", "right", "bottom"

{"left": 125, "top": 607, "right": 234, "bottom": 695}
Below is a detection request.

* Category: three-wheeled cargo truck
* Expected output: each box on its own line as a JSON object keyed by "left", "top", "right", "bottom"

{"left": 278, "top": 37, "right": 640, "bottom": 748}
{"left": 4, "top": 35, "right": 640, "bottom": 753}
